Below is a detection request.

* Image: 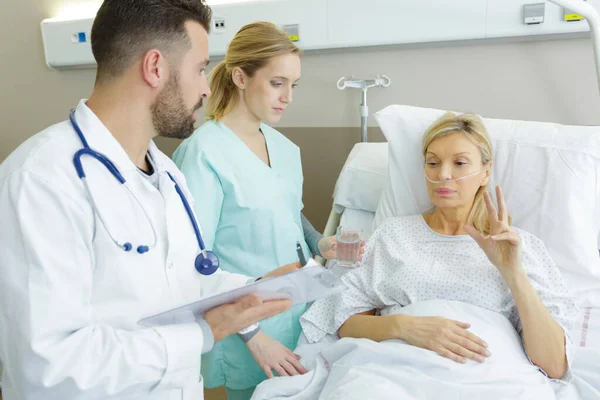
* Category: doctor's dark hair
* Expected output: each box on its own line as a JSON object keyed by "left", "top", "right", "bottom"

{"left": 206, "top": 21, "right": 302, "bottom": 121}
{"left": 422, "top": 112, "right": 510, "bottom": 236}
{"left": 91, "top": 0, "right": 212, "bottom": 83}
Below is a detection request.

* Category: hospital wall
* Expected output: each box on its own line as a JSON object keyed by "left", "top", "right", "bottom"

{"left": 2, "top": 0, "right": 600, "bottom": 233}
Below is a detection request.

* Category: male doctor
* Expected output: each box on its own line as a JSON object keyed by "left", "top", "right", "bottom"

{"left": 0, "top": 0, "right": 298, "bottom": 399}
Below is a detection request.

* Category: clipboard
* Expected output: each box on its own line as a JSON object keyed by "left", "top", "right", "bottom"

{"left": 138, "top": 259, "right": 346, "bottom": 327}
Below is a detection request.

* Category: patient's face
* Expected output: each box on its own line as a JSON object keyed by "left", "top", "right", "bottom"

{"left": 424, "top": 133, "right": 490, "bottom": 210}
{"left": 243, "top": 53, "right": 301, "bottom": 124}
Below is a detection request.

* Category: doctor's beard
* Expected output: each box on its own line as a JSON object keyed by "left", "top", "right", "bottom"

{"left": 151, "top": 71, "right": 203, "bottom": 140}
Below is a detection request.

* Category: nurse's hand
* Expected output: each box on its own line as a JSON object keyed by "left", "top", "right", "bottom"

{"left": 262, "top": 262, "right": 302, "bottom": 279}
{"left": 318, "top": 236, "right": 366, "bottom": 261}
{"left": 246, "top": 331, "right": 307, "bottom": 378}
{"left": 205, "top": 295, "right": 291, "bottom": 342}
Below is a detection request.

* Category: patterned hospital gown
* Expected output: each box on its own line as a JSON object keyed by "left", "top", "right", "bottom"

{"left": 300, "top": 215, "right": 579, "bottom": 380}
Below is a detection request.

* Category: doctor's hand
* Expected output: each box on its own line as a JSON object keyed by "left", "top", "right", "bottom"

{"left": 262, "top": 262, "right": 302, "bottom": 279}
{"left": 399, "top": 315, "right": 491, "bottom": 364}
{"left": 318, "top": 235, "right": 366, "bottom": 261}
{"left": 464, "top": 186, "right": 523, "bottom": 280}
{"left": 205, "top": 295, "right": 291, "bottom": 342}
{"left": 246, "top": 331, "right": 308, "bottom": 378}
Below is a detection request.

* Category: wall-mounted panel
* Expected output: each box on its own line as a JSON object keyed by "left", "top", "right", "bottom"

{"left": 208, "top": 0, "right": 329, "bottom": 56}
{"left": 326, "top": 0, "right": 488, "bottom": 49}
{"left": 41, "top": 17, "right": 95, "bottom": 69}
{"left": 41, "top": 1, "right": 600, "bottom": 69}
{"left": 486, "top": 0, "right": 598, "bottom": 38}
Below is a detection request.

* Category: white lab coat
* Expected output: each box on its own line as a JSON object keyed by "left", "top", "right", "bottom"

{"left": 0, "top": 100, "right": 252, "bottom": 400}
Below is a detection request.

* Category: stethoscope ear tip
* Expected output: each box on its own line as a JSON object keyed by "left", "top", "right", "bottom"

{"left": 137, "top": 246, "right": 150, "bottom": 254}
{"left": 121, "top": 243, "right": 149, "bottom": 253}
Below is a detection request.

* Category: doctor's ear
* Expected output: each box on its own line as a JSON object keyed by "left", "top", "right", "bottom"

{"left": 231, "top": 67, "right": 248, "bottom": 90}
{"left": 141, "top": 49, "right": 168, "bottom": 89}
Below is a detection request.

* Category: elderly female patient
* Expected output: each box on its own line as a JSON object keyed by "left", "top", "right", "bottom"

{"left": 300, "top": 112, "right": 578, "bottom": 381}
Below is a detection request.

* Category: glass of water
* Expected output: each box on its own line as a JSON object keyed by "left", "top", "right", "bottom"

{"left": 335, "top": 225, "right": 363, "bottom": 269}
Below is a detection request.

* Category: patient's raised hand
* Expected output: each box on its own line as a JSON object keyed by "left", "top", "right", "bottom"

{"left": 465, "top": 186, "right": 523, "bottom": 280}
{"left": 399, "top": 315, "right": 491, "bottom": 364}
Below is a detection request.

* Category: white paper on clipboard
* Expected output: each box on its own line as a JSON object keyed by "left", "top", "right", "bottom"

{"left": 138, "top": 259, "right": 346, "bottom": 327}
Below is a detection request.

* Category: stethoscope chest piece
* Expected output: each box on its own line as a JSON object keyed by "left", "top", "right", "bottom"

{"left": 195, "top": 250, "right": 220, "bottom": 276}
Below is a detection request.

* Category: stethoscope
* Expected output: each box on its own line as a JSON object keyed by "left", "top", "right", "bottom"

{"left": 69, "top": 109, "right": 219, "bottom": 276}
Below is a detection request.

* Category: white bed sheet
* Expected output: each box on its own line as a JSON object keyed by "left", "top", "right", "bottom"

{"left": 252, "top": 307, "right": 600, "bottom": 400}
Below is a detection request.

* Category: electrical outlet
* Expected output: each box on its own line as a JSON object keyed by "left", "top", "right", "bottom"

{"left": 213, "top": 18, "right": 226, "bottom": 33}
{"left": 523, "top": 3, "right": 545, "bottom": 25}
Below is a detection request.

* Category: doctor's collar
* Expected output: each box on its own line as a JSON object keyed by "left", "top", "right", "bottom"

{"left": 75, "top": 100, "right": 168, "bottom": 174}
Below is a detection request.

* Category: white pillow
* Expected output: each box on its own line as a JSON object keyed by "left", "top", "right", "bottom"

{"left": 333, "top": 142, "right": 388, "bottom": 213}
{"left": 373, "top": 104, "right": 600, "bottom": 307}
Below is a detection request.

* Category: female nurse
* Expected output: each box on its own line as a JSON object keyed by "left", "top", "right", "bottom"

{"left": 173, "top": 21, "right": 349, "bottom": 400}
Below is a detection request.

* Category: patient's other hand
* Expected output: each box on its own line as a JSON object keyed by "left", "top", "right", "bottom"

{"left": 399, "top": 315, "right": 491, "bottom": 364}
{"left": 246, "top": 331, "right": 308, "bottom": 378}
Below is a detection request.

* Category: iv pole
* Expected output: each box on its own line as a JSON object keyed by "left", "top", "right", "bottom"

{"left": 337, "top": 75, "right": 391, "bottom": 142}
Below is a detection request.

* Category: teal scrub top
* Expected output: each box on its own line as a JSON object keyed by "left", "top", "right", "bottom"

{"left": 173, "top": 120, "right": 310, "bottom": 390}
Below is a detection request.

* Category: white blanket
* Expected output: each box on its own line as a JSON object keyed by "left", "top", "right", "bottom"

{"left": 553, "top": 308, "right": 600, "bottom": 400}
{"left": 252, "top": 300, "right": 557, "bottom": 400}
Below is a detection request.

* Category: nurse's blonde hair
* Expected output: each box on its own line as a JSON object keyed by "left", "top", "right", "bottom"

{"left": 422, "top": 112, "right": 508, "bottom": 235}
{"left": 205, "top": 21, "right": 302, "bottom": 121}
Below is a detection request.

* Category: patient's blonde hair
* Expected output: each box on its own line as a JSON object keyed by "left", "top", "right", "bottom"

{"left": 205, "top": 21, "right": 302, "bottom": 121}
{"left": 422, "top": 112, "right": 508, "bottom": 235}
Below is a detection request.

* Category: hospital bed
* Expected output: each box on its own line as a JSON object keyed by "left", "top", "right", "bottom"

{"left": 333, "top": 140, "right": 600, "bottom": 400}
{"left": 253, "top": 104, "right": 600, "bottom": 399}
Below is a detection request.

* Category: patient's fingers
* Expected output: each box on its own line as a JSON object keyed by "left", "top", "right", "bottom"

{"left": 446, "top": 341, "right": 486, "bottom": 363}
{"left": 484, "top": 192, "right": 499, "bottom": 223}
{"left": 453, "top": 326, "right": 488, "bottom": 349}
{"left": 463, "top": 225, "right": 485, "bottom": 248}
{"left": 490, "top": 230, "right": 520, "bottom": 246}
{"left": 437, "top": 347, "right": 467, "bottom": 364}
{"left": 496, "top": 186, "right": 508, "bottom": 223}
{"left": 450, "top": 333, "right": 491, "bottom": 358}
{"left": 450, "top": 320, "right": 471, "bottom": 329}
